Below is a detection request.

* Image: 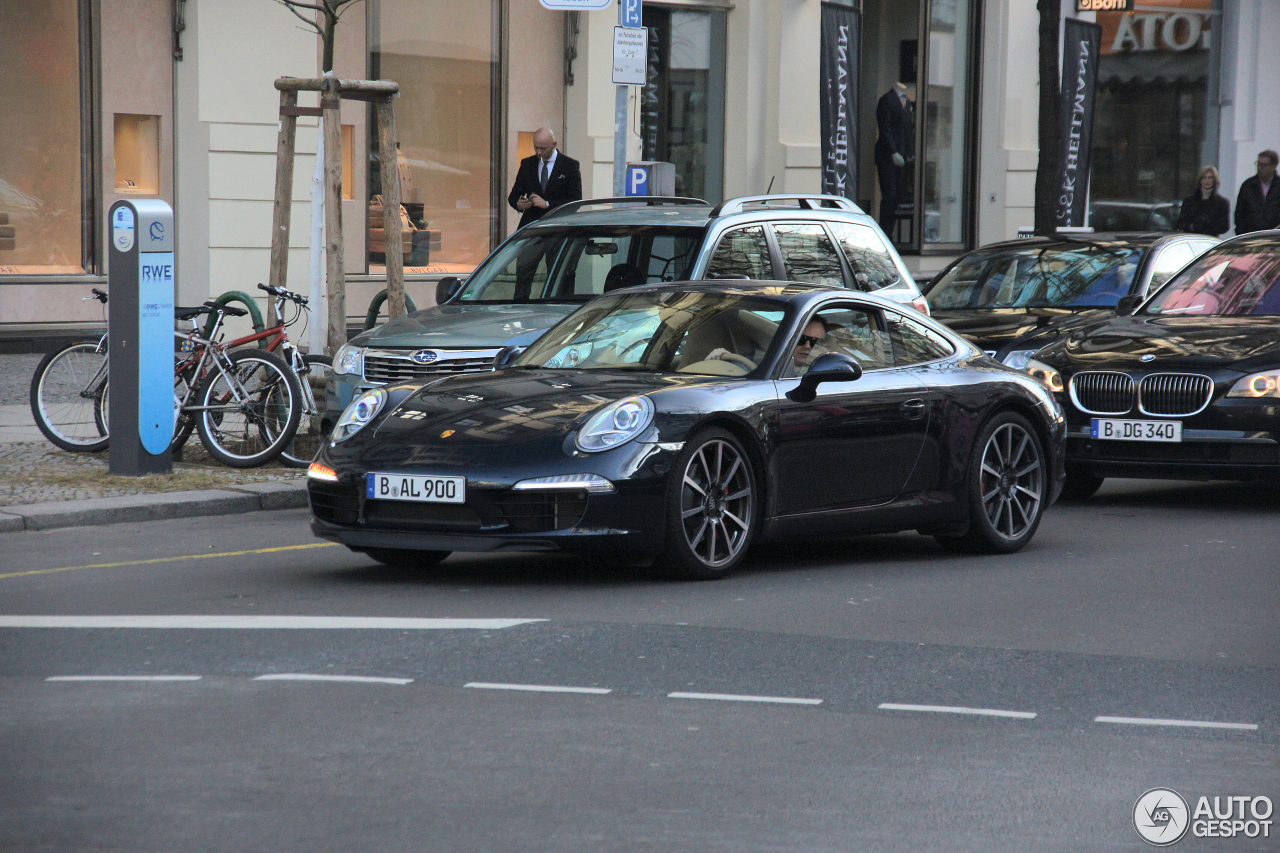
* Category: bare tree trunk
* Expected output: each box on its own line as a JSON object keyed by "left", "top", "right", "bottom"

{"left": 376, "top": 100, "right": 405, "bottom": 320}
{"left": 1035, "top": 0, "right": 1062, "bottom": 236}
{"left": 322, "top": 77, "right": 346, "bottom": 355}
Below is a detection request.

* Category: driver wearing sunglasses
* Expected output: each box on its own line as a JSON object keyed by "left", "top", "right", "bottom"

{"left": 792, "top": 318, "right": 829, "bottom": 371}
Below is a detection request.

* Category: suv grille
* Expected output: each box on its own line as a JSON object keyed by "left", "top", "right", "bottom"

{"left": 1070, "top": 371, "right": 1136, "bottom": 415}
{"left": 364, "top": 348, "right": 500, "bottom": 383}
{"left": 1138, "top": 373, "right": 1213, "bottom": 416}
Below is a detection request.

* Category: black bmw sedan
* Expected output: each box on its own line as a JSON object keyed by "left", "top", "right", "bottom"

{"left": 1027, "top": 232, "right": 1280, "bottom": 497}
{"left": 308, "top": 282, "right": 1065, "bottom": 579}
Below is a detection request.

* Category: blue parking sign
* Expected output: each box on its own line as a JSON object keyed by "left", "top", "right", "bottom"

{"left": 626, "top": 165, "right": 649, "bottom": 196}
{"left": 622, "top": 0, "right": 642, "bottom": 28}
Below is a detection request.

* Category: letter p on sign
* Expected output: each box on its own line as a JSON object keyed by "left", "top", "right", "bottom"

{"left": 627, "top": 166, "right": 649, "bottom": 196}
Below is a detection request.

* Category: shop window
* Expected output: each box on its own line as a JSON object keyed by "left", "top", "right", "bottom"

{"left": 114, "top": 115, "right": 160, "bottom": 195}
{"left": 369, "top": 0, "right": 499, "bottom": 275}
{"left": 0, "top": 0, "right": 88, "bottom": 274}
{"left": 640, "top": 6, "right": 726, "bottom": 202}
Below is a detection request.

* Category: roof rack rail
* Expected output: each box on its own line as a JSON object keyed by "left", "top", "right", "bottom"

{"left": 710, "top": 194, "right": 863, "bottom": 217}
{"left": 540, "top": 196, "right": 710, "bottom": 221}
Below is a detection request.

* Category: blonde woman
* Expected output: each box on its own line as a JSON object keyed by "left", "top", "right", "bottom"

{"left": 1175, "top": 165, "right": 1230, "bottom": 236}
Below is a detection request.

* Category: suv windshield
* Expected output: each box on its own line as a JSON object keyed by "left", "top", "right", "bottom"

{"left": 928, "top": 243, "right": 1142, "bottom": 310}
{"left": 1143, "top": 242, "right": 1280, "bottom": 316}
{"left": 517, "top": 291, "right": 790, "bottom": 375}
{"left": 456, "top": 225, "right": 705, "bottom": 304}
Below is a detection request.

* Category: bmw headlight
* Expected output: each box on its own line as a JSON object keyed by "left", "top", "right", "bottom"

{"left": 1025, "top": 358, "right": 1064, "bottom": 394}
{"left": 331, "top": 387, "right": 387, "bottom": 442}
{"left": 1227, "top": 370, "right": 1280, "bottom": 399}
{"left": 333, "top": 343, "right": 364, "bottom": 376}
{"left": 1001, "top": 349, "right": 1039, "bottom": 371}
{"left": 576, "top": 396, "right": 654, "bottom": 453}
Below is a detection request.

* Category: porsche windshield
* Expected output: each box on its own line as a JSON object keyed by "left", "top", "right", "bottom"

{"left": 516, "top": 291, "right": 790, "bottom": 375}
{"left": 455, "top": 225, "right": 705, "bottom": 303}
{"left": 1143, "top": 242, "right": 1280, "bottom": 316}
{"left": 927, "top": 243, "right": 1142, "bottom": 309}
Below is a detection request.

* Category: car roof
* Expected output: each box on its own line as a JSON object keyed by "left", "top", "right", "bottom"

{"left": 524, "top": 194, "right": 877, "bottom": 231}
{"left": 602, "top": 279, "right": 925, "bottom": 314}
{"left": 966, "top": 232, "right": 1196, "bottom": 252}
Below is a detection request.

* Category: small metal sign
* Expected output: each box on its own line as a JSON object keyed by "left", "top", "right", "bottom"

{"left": 1076, "top": 0, "right": 1133, "bottom": 11}
{"left": 613, "top": 26, "right": 648, "bottom": 86}
{"left": 539, "top": 0, "right": 612, "bottom": 9}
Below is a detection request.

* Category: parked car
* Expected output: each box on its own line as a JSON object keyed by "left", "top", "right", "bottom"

{"left": 1025, "top": 231, "right": 1280, "bottom": 497}
{"left": 308, "top": 281, "right": 1065, "bottom": 579}
{"left": 1088, "top": 201, "right": 1182, "bottom": 233}
{"left": 923, "top": 233, "right": 1220, "bottom": 369}
{"left": 322, "top": 194, "right": 930, "bottom": 433}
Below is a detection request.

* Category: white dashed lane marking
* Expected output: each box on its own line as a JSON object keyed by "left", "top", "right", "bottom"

{"left": 45, "top": 675, "right": 202, "bottom": 682}
{"left": 668, "top": 691, "right": 822, "bottom": 706}
{"left": 879, "top": 702, "right": 1037, "bottom": 720}
{"left": 0, "top": 616, "right": 545, "bottom": 630}
{"left": 464, "top": 682, "right": 612, "bottom": 695}
{"left": 1094, "top": 715, "right": 1258, "bottom": 731}
{"left": 255, "top": 673, "right": 413, "bottom": 686}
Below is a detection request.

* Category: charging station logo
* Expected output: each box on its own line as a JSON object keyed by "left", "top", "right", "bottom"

{"left": 1135, "top": 788, "right": 1190, "bottom": 845}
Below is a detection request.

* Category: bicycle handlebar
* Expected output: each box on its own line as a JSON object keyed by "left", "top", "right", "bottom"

{"left": 257, "top": 282, "right": 308, "bottom": 306}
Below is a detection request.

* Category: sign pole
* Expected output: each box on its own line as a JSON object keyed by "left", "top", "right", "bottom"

{"left": 613, "top": 1, "right": 628, "bottom": 196}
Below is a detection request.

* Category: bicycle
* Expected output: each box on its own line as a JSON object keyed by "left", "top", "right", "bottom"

{"left": 28, "top": 289, "right": 112, "bottom": 452}
{"left": 252, "top": 283, "right": 331, "bottom": 468}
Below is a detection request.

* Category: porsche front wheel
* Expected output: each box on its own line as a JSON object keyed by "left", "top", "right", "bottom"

{"left": 659, "top": 428, "right": 758, "bottom": 580}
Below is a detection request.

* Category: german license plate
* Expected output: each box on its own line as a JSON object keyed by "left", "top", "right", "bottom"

{"left": 366, "top": 473, "right": 466, "bottom": 503}
{"left": 1090, "top": 418, "right": 1182, "bottom": 442}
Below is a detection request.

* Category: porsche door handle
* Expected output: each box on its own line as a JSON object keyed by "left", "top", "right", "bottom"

{"left": 900, "top": 399, "right": 927, "bottom": 419}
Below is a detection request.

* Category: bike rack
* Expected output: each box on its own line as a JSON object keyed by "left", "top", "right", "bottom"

{"left": 364, "top": 289, "right": 419, "bottom": 330}
{"left": 205, "top": 291, "right": 266, "bottom": 341}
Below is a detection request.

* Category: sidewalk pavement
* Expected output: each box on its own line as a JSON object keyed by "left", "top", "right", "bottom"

{"left": 1, "top": 354, "right": 308, "bottom": 533}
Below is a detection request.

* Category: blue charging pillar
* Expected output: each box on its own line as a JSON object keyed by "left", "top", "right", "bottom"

{"left": 108, "top": 199, "right": 175, "bottom": 476}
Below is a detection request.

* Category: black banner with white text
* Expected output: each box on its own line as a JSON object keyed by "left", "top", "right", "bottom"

{"left": 820, "top": 3, "right": 860, "bottom": 202}
{"left": 1056, "top": 19, "right": 1102, "bottom": 227}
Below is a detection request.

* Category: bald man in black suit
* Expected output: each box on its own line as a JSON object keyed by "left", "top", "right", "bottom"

{"left": 508, "top": 127, "right": 583, "bottom": 229}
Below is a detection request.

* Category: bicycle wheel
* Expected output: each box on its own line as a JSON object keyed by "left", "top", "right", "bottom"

{"left": 279, "top": 353, "right": 332, "bottom": 468}
{"left": 96, "top": 363, "right": 199, "bottom": 455}
{"left": 195, "top": 349, "right": 302, "bottom": 467}
{"left": 30, "top": 341, "right": 110, "bottom": 452}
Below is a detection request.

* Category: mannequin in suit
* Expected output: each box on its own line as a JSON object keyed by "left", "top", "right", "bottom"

{"left": 508, "top": 127, "right": 583, "bottom": 229}
{"left": 875, "top": 82, "right": 914, "bottom": 236}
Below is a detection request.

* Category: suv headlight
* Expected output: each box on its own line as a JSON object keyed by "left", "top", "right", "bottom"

{"left": 1001, "top": 349, "right": 1038, "bottom": 371}
{"left": 332, "top": 388, "right": 387, "bottom": 442}
{"left": 1227, "top": 370, "right": 1280, "bottom": 399}
{"left": 333, "top": 343, "right": 364, "bottom": 376}
{"left": 576, "top": 396, "right": 654, "bottom": 452}
{"left": 1025, "top": 358, "right": 1064, "bottom": 393}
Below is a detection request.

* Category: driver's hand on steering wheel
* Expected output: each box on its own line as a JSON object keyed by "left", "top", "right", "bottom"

{"left": 707, "top": 348, "right": 756, "bottom": 370}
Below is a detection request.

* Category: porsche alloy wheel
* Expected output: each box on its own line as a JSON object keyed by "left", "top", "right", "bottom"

{"left": 937, "top": 411, "right": 1046, "bottom": 554}
{"left": 662, "top": 428, "right": 757, "bottom": 579}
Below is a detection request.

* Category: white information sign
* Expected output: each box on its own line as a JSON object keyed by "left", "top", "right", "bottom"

{"left": 540, "top": 0, "right": 612, "bottom": 9}
{"left": 613, "top": 26, "right": 648, "bottom": 85}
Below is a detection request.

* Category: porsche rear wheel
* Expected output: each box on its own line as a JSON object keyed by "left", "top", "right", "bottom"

{"left": 659, "top": 428, "right": 758, "bottom": 580}
{"left": 936, "top": 411, "right": 1046, "bottom": 554}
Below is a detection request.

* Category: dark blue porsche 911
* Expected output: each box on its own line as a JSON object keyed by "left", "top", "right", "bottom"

{"left": 308, "top": 282, "right": 1065, "bottom": 579}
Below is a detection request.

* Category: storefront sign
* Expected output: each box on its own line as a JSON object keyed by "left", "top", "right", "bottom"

{"left": 819, "top": 3, "right": 860, "bottom": 203}
{"left": 1056, "top": 19, "right": 1102, "bottom": 228}
{"left": 1078, "top": 0, "right": 1132, "bottom": 11}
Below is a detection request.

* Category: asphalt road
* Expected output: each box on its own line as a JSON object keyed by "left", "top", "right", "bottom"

{"left": 1, "top": 479, "right": 1277, "bottom": 851}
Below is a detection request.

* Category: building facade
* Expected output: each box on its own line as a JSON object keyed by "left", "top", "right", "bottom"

{"left": 2, "top": 0, "right": 1277, "bottom": 345}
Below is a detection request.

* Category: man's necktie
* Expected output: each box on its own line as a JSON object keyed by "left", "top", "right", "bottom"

{"left": 540, "top": 160, "right": 549, "bottom": 194}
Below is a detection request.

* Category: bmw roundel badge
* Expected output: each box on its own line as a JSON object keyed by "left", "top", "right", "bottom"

{"left": 1139, "top": 354, "right": 1156, "bottom": 362}
{"left": 412, "top": 350, "right": 439, "bottom": 365}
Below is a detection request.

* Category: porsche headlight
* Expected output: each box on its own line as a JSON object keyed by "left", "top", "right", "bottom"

{"left": 331, "top": 388, "right": 387, "bottom": 442}
{"left": 333, "top": 343, "right": 364, "bottom": 376}
{"left": 576, "top": 396, "right": 654, "bottom": 453}
{"left": 1001, "top": 349, "right": 1038, "bottom": 371}
{"left": 1227, "top": 370, "right": 1280, "bottom": 399}
{"left": 1025, "top": 358, "right": 1064, "bottom": 393}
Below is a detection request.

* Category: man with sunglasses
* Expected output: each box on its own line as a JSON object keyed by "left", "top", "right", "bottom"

{"left": 792, "top": 318, "right": 830, "bottom": 372}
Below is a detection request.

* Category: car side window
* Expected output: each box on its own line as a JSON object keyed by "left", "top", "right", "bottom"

{"left": 885, "top": 311, "right": 955, "bottom": 366}
{"left": 771, "top": 223, "right": 845, "bottom": 287}
{"left": 705, "top": 226, "right": 772, "bottom": 279}
{"left": 1147, "top": 242, "right": 1195, "bottom": 292}
{"left": 784, "top": 305, "right": 890, "bottom": 377}
{"left": 826, "top": 221, "right": 901, "bottom": 290}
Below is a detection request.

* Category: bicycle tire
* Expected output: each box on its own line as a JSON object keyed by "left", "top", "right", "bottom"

{"left": 95, "top": 363, "right": 201, "bottom": 455}
{"left": 29, "top": 341, "right": 110, "bottom": 452}
{"left": 194, "top": 348, "right": 302, "bottom": 468}
{"left": 279, "top": 353, "right": 332, "bottom": 468}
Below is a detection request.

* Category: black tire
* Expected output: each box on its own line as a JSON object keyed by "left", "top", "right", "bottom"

{"left": 363, "top": 548, "right": 451, "bottom": 569}
{"left": 29, "top": 341, "right": 110, "bottom": 452}
{"left": 1061, "top": 465, "right": 1104, "bottom": 500}
{"left": 93, "top": 363, "right": 197, "bottom": 456}
{"left": 195, "top": 349, "right": 302, "bottom": 468}
{"left": 658, "top": 427, "right": 759, "bottom": 580}
{"left": 935, "top": 411, "right": 1048, "bottom": 554}
{"left": 279, "top": 353, "right": 331, "bottom": 468}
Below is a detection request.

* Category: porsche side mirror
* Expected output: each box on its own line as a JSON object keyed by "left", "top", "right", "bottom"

{"left": 435, "top": 276, "right": 464, "bottom": 305}
{"left": 786, "top": 353, "right": 863, "bottom": 403}
{"left": 494, "top": 345, "right": 524, "bottom": 370}
{"left": 1115, "top": 294, "right": 1139, "bottom": 316}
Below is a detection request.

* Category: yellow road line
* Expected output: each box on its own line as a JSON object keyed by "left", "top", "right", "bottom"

{"left": 0, "top": 542, "right": 339, "bottom": 580}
